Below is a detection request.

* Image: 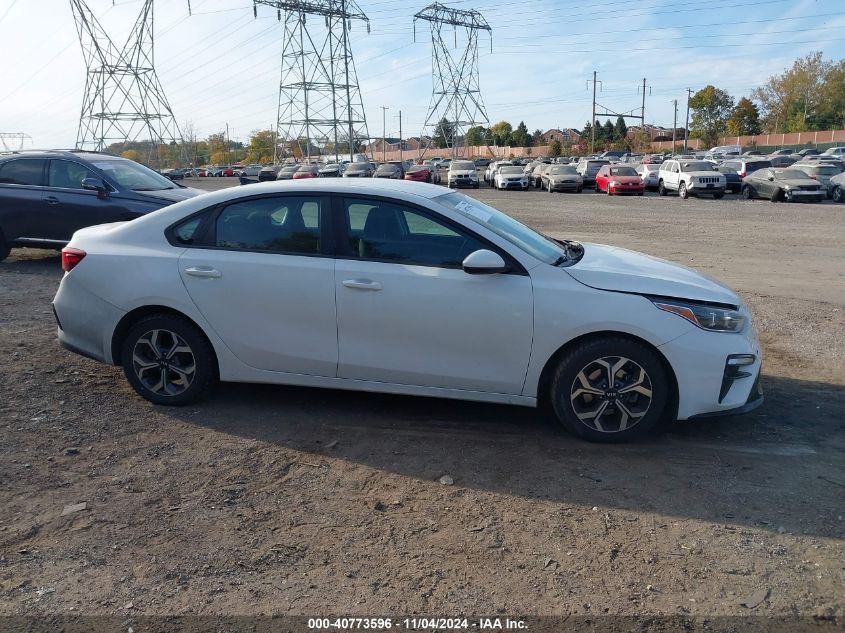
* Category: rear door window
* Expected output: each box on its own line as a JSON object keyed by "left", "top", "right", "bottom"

{"left": 0, "top": 159, "right": 47, "bottom": 186}
{"left": 214, "top": 196, "right": 323, "bottom": 255}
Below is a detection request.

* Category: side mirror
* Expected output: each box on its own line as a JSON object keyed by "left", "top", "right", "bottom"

{"left": 462, "top": 249, "right": 508, "bottom": 275}
{"left": 82, "top": 177, "right": 108, "bottom": 198}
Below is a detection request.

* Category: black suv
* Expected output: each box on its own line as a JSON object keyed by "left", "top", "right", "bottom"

{"left": 0, "top": 150, "right": 201, "bottom": 261}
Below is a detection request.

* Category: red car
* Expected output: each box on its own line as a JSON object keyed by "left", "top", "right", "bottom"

{"left": 292, "top": 164, "right": 319, "bottom": 179}
{"left": 595, "top": 165, "right": 645, "bottom": 195}
{"left": 196, "top": 168, "right": 212, "bottom": 177}
{"left": 221, "top": 166, "right": 241, "bottom": 177}
{"left": 404, "top": 165, "right": 433, "bottom": 183}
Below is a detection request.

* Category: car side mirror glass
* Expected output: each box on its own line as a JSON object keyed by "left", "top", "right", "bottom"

{"left": 462, "top": 249, "right": 508, "bottom": 275}
{"left": 82, "top": 177, "right": 108, "bottom": 196}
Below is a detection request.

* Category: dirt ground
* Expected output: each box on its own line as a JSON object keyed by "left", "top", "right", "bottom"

{"left": 0, "top": 182, "right": 843, "bottom": 624}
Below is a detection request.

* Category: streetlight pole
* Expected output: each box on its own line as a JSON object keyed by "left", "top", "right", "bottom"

{"left": 381, "top": 105, "right": 389, "bottom": 162}
{"left": 684, "top": 88, "right": 693, "bottom": 153}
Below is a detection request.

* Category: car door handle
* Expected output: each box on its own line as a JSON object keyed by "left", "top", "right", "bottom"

{"left": 184, "top": 266, "right": 222, "bottom": 279}
{"left": 44, "top": 196, "right": 60, "bottom": 205}
{"left": 342, "top": 279, "right": 382, "bottom": 291}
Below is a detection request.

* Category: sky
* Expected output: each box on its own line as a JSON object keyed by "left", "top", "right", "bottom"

{"left": 1, "top": 0, "right": 845, "bottom": 149}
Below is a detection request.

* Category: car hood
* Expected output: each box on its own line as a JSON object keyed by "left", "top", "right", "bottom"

{"left": 775, "top": 177, "right": 819, "bottom": 187}
{"left": 608, "top": 175, "right": 641, "bottom": 183}
{"left": 451, "top": 170, "right": 476, "bottom": 176}
{"left": 136, "top": 187, "right": 203, "bottom": 203}
{"left": 685, "top": 171, "right": 723, "bottom": 178}
{"left": 565, "top": 243, "right": 740, "bottom": 306}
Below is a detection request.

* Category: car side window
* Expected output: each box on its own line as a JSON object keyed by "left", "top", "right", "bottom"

{"left": 0, "top": 159, "right": 46, "bottom": 186}
{"left": 214, "top": 196, "right": 322, "bottom": 255}
{"left": 170, "top": 212, "right": 211, "bottom": 246}
{"left": 342, "top": 198, "right": 487, "bottom": 268}
{"left": 48, "top": 160, "right": 98, "bottom": 190}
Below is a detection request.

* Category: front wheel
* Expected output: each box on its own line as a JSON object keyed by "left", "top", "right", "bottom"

{"left": 679, "top": 182, "right": 689, "bottom": 199}
{"left": 832, "top": 186, "right": 842, "bottom": 203}
{"left": 770, "top": 188, "right": 783, "bottom": 203}
{"left": 549, "top": 337, "right": 669, "bottom": 443}
{"left": 742, "top": 185, "right": 755, "bottom": 200}
{"left": 120, "top": 314, "right": 217, "bottom": 406}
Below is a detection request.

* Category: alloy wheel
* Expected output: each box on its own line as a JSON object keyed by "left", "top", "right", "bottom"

{"left": 131, "top": 329, "right": 196, "bottom": 397}
{"left": 569, "top": 356, "right": 653, "bottom": 433}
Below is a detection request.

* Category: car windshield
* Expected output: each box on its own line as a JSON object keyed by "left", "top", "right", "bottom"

{"left": 550, "top": 166, "right": 576, "bottom": 174}
{"left": 297, "top": 165, "right": 315, "bottom": 173}
{"left": 813, "top": 165, "right": 843, "bottom": 175}
{"left": 451, "top": 161, "right": 475, "bottom": 170}
{"left": 375, "top": 165, "right": 396, "bottom": 173}
{"left": 774, "top": 169, "right": 809, "bottom": 179}
{"left": 406, "top": 165, "right": 427, "bottom": 173}
{"left": 345, "top": 163, "right": 369, "bottom": 172}
{"left": 499, "top": 166, "right": 523, "bottom": 174}
{"left": 680, "top": 161, "right": 715, "bottom": 172}
{"left": 282, "top": 165, "right": 300, "bottom": 173}
{"left": 321, "top": 164, "right": 340, "bottom": 170}
{"left": 435, "top": 192, "right": 569, "bottom": 265}
{"left": 611, "top": 166, "right": 638, "bottom": 176}
{"left": 90, "top": 158, "right": 176, "bottom": 191}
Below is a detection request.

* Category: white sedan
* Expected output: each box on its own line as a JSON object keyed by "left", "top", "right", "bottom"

{"left": 494, "top": 166, "right": 529, "bottom": 190}
{"left": 53, "top": 179, "right": 762, "bottom": 442}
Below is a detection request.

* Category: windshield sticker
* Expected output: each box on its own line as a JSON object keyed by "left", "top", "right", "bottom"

{"left": 455, "top": 200, "right": 492, "bottom": 223}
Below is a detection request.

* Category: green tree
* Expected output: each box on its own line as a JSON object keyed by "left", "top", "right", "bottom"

{"left": 432, "top": 117, "right": 454, "bottom": 149}
{"left": 489, "top": 120, "right": 513, "bottom": 146}
{"left": 614, "top": 116, "right": 628, "bottom": 142}
{"left": 688, "top": 85, "right": 735, "bottom": 148}
{"left": 532, "top": 128, "right": 544, "bottom": 145}
{"left": 753, "top": 52, "right": 830, "bottom": 133}
{"left": 581, "top": 121, "right": 593, "bottom": 145}
{"left": 549, "top": 138, "right": 562, "bottom": 157}
{"left": 603, "top": 119, "right": 615, "bottom": 142}
{"left": 726, "top": 98, "right": 762, "bottom": 136}
{"left": 244, "top": 129, "right": 276, "bottom": 163}
{"left": 465, "top": 125, "right": 487, "bottom": 147}
{"left": 512, "top": 121, "right": 531, "bottom": 147}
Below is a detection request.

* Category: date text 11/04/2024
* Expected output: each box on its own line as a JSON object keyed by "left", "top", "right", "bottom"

{"left": 307, "top": 617, "right": 528, "bottom": 630}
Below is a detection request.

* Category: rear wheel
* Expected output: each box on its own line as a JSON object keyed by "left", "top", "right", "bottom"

{"left": 120, "top": 314, "right": 217, "bottom": 406}
{"left": 832, "top": 186, "right": 842, "bottom": 202}
{"left": 0, "top": 230, "right": 9, "bottom": 262}
{"left": 713, "top": 192, "right": 724, "bottom": 199}
{"left": 549, "top": 337, "right": 669, "bottom": 443}
{"left": 658, "top": 181, "right": 667, "bottom": 196}
{"left": 742, "top": 185, "right": 755, "bottom": 200}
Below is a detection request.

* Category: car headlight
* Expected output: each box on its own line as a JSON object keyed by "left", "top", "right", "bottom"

{"left": 783, "top": 184, "right": 791, "bottom": 190}
{"left": 652, "top": 298, "right": 745, "bottom": 332}
{"left": 610, "top": 180, "right": 620, "bottom": 187}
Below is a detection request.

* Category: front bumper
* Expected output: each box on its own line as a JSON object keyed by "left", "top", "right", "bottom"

{"left": 608, "top": 184, "right": 645, "bottom": 195}
{"left": 498, "top": 180, "right": 527, "bottom": 189}
{"left": 688, "top": 183, "right": 726, "bottom": 195}
{"left": 658, "top": 317, "right": 763, "bottom": 420}
{"left": 450, "top": 178, "right": 478, "bottom": 188}
{"left": 549, "top": 180, "right": 580, "bottom": 191}
{"left": 785, "top": 190, "right": 825, "bottom": 202}
{"left": 688, "top": 371, "right": 763, "bottom": 419}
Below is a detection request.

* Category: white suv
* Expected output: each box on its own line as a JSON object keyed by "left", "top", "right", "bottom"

{"left": 658, "top": 159, "right": 726, "bottom": 199}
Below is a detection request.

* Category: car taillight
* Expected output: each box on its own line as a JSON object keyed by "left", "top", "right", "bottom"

{"left": 810, "top": 175, "right": 817, "bottom": 179}
{"left": 61, "top": 247, "right": 86, "bottom": 272}
{"left": 739, "top": 171, "right": 746, "bottom": 177}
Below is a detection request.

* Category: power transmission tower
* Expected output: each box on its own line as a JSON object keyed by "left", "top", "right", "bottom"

{"left": 0, "top": 133, "right": 32, "bottom": 151}
{"left": 414, "top": 3, "right": 491, "bottom": 159}
{"left": 253, "top": 0, "right": 372, "bottom": 163}
{"left": 69, "top": 0, "right": 187, "bottom": 167}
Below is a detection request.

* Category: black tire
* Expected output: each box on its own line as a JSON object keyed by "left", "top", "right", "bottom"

{"left": 549, "top": 337, "right": 669, "bottom": 443}
{"left": 473, "top": 183, "right": 479, "bottom": 189}
{"left": 679, "top": 182, "right": 689, "bottom": 199}
{"left": 0, "top": 230, "right": 9, "bottom": 262}
{"left": 742, "top": 185, "right": 755, "bottom": 200}
{"left": 770, "top": 187, "right": 783, "bottom": 203}
{"left": 120, "top": 314, "right": 217, "bottom": 406}
{"left": 832, "top": 186, "right": 842, "bottom": 203}
{"left": 713, "top": 192, "right": 724, "bottom": 199}
{"left": 658, "top": 181, "right": 667, "bottom": 196}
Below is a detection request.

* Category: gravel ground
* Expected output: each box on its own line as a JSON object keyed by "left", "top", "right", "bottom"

{"left": 0, "top": 178, "right": 842, "bottom": 623}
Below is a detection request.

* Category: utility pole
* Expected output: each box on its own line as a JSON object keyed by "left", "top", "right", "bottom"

{"left": 684, "top": 88, "right": 693, "bottom": 152}
{"left": 586, "top": 71, "right": 602, "bottom": 154}
{"left": 398, "top": 110, "right": 403, "bottom": 163}
{"left": 381, "top": 106, "right": 389, "bottom": 162}
{"left": 641, "top": 78, "right": 647, "bottom": 126}
{"left": 671, "top": 100, "right": 678, "bottom": 153}
{"left": 225, "top": 123, "right": 230, "bottom": 165}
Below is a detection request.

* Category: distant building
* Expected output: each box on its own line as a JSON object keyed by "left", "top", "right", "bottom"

{"left": 628, "top": 124, "right": 687, "bottom": 142}
{"left": 541, "top": 128, "right": 582, "bottom": 145}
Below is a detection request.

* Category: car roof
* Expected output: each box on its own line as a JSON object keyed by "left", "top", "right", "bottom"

{"left": 0, "top": 149, "right": 122, "bottom": 162}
